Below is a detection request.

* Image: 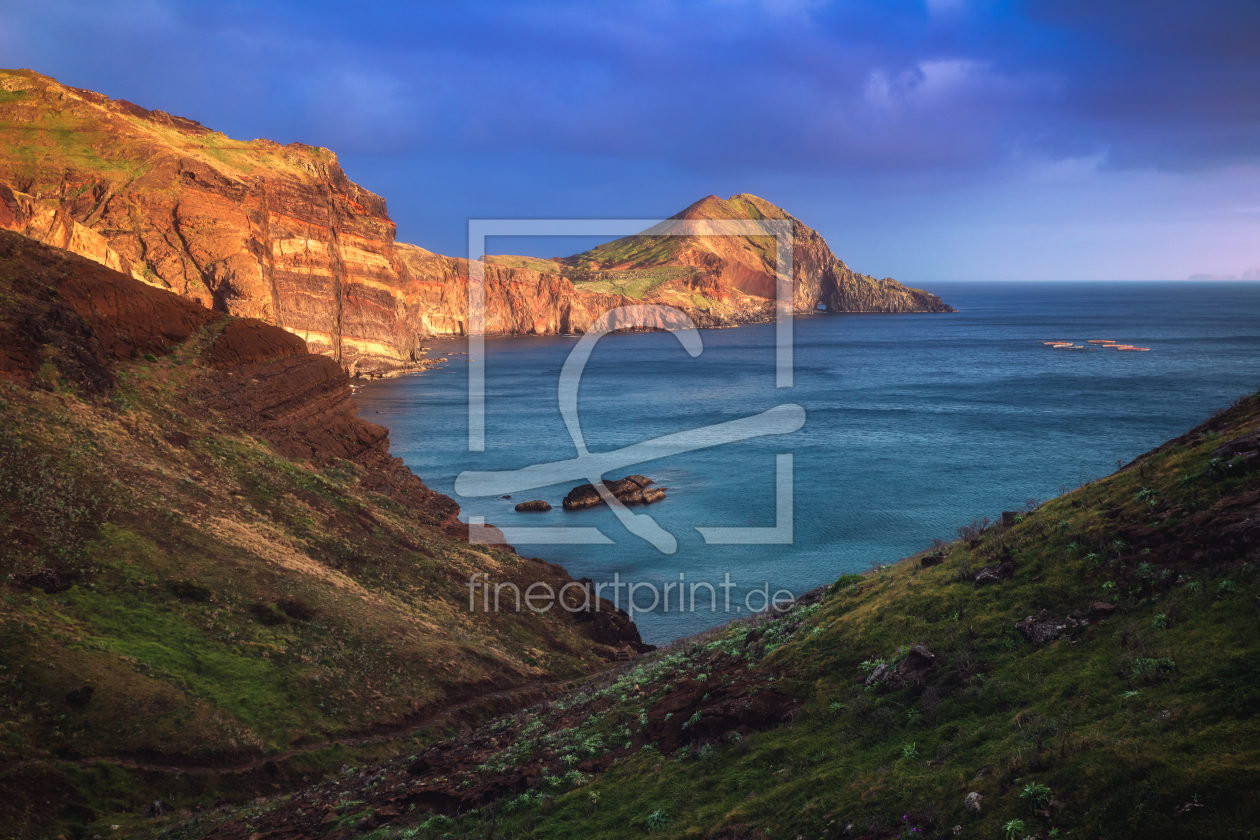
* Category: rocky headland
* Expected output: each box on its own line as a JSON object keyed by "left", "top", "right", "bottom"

{"left": 0, "top": 69, "right": 953, "bottom": 379}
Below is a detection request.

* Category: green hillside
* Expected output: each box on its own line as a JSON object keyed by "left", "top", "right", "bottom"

{"left": 186, "top": 389, "right": 1260, "bottom": 840}
{"left": 0, "top": 232, "right": 641, "bottom": 838}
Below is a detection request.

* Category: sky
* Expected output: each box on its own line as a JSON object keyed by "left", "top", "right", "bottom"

{"left": 1, "top": 0, "right": 1258, "bottom": 281}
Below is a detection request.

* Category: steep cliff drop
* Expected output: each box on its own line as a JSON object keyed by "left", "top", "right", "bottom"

{"left": 0, "top": 69, "right": 952, "bottom": 380}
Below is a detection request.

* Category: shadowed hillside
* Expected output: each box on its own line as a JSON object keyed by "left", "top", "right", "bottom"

{"left": 0, "top": 230, "right": 647, "bottom": 837}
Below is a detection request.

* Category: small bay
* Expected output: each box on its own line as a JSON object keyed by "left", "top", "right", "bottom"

{"left": 356, "top": 281, "right": 1260, "bottom": 644}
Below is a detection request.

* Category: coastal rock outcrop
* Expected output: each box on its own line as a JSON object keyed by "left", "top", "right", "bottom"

{"left": 562, "top": 475, "right": 664, "bottom": 510}
{"left": 514, "top": 500, "right": 552, "bottom": 512}
{"left": 0, "top": 70, "right": 953, "bottom": 377}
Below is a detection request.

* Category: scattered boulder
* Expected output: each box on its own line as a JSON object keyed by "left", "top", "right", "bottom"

{"left": 964, "top": 791, "right": 983, "bottom": 814}
{"left": 563, "top": 475, "right": 663, "bottom": 510}
{"left": 1089, "top": 602, "right": 1116, "bottom": 619}
{"left": 885, "top": 645, "right": 938, "bottom": 688}
{"left": 774, "top": 585, "right": 827, "bottom": 612}
{"left": 920, "top": 553, "right": 945, "bottom": 569}
{"left": 1014, "top": 610, "right": 1089, "bottom": 644}
{"left": 973, "top": 558, "right": 1016, "bottom": 586}
{"left": 1213, "top": 432, "right": 1260, "bottom": 459}
{"left": 863, "top": 645, "right": 937, "bottom": 689}
{"left": 514, "top": 500, "right": 552, "bottom": 512}
{"left": 143, "top": 800, "right": 172, "bottom": 818}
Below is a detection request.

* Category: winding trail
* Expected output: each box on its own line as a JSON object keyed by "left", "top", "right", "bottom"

{"left": 0, "top": 679, "right": 575, "bottom": 778}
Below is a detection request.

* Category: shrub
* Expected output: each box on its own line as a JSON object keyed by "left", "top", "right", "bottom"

{"left": 829, "top": 573, "right": 865, "bottom": 594}
{"left": 645, "top": 807, "right": 672, "bottom": 831}
{"left": 859, "top": 658, "right": 886, "bottom": 677}
{"left": 1201, "top": 457, "right": 1229, "bottom": 481}
{"left": 1021, "top": 782, "right": 1053, "bottom": 813}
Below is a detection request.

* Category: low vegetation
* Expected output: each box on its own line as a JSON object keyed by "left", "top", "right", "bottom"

{"left": 0, "top": 240, "right": 636, "bottom": 838}
{"left": 175, "top": 389, "right": 1259, "bottom": 840}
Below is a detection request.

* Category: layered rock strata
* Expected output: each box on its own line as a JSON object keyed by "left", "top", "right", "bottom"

{"left": 1, "top": 69, "right": 952, "bottom": 376}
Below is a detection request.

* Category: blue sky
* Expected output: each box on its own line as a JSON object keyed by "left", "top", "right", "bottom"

{"left": 2, "top": 0, "right": 1258, "bottom": 281}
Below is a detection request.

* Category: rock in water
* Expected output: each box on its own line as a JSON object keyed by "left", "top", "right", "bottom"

{"left": 515, "top": 500, "right": 552, "bottom": 512}
{"left": 563, "top": 475, "right": 663, "bottom": 510}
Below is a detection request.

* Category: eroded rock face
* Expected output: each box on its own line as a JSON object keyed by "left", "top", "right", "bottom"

{"left": 0, "top": 71, "right": 425, "bottom": 374}
{"left": 562, "top": 475, "right": 661, "bottom": 510}
{"left": 0, "top": 72, "right": 953, "bottom": 378}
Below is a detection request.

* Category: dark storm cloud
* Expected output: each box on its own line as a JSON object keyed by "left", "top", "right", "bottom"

{"left": 2, "top": 1, "right": 1257, "bottom": 277}
{"left": 5, "top": 0, "right": 1256, "bottom": 174}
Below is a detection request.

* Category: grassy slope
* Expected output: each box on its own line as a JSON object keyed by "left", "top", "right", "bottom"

{"left": 568, "top": 195, "right": 779, "bottom": 274}
{"left": 193, "top": 390, "right": 1260, "bottom": 840}
{"left": 0, "top": 69, "right": 331, "bottom": 194}
{"left": 0, "top": 246, "right": 633, "bottom": 836}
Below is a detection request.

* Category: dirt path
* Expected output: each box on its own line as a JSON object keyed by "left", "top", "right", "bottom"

{"left": 0, "top": 679, "right": 574, "bottom": 777}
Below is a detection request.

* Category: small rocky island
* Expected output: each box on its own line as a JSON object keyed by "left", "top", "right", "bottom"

{"left": 514, "top": 500, "right": 552, "bottom": 512}
{"left": 563, "top": 475, "right": 665, "bottom": 510}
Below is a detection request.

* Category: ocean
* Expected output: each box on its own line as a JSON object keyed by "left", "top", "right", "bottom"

{"left": 354, "top": 281, "right": 1260, "bottom": 644}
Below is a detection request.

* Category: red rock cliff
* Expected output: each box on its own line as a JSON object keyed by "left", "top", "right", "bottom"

{"left": 0, "top": 70, "right": 951, "bottom": 377}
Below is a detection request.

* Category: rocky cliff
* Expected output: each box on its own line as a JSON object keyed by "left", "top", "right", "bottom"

{"left": 562, "top": 193, "right": 954, "bottom": 316}
{"left": 0, "top": 68, "right": 433, "bottom": 374}
{"left": 0, "top": 69, "right": 951, "bottom": 378}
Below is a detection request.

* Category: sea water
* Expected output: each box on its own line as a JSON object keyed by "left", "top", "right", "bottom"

{"left": 355, "top": 281, "right": 1260, "bottom": 644}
